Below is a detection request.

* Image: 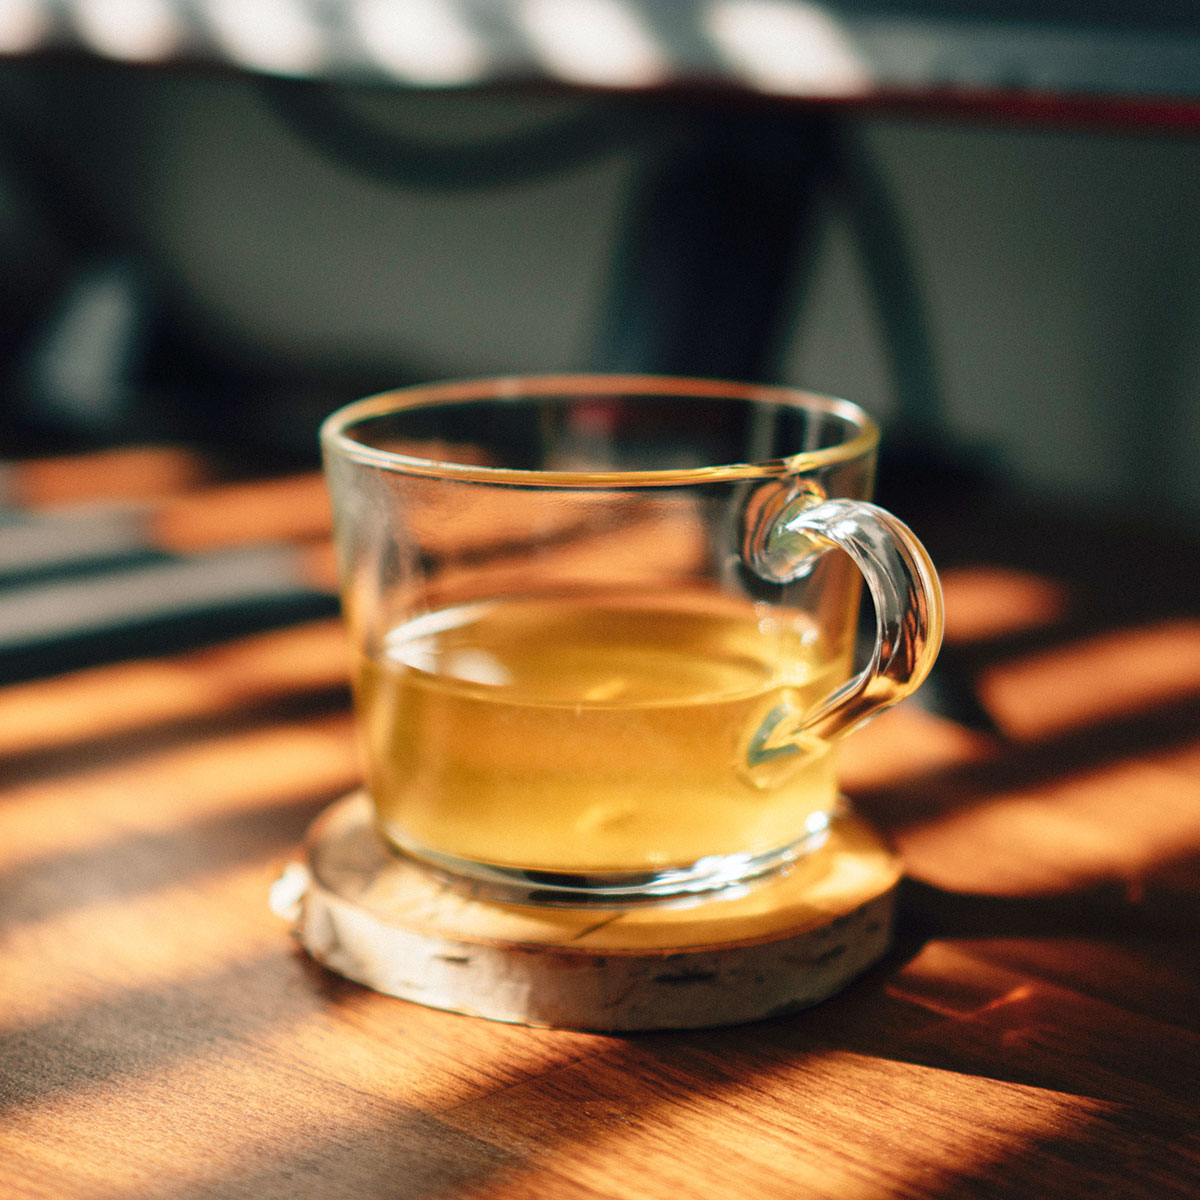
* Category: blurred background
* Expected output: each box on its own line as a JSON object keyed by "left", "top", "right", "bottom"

{"left": 1, "top": 0, "right": 1199, "bottom": 526}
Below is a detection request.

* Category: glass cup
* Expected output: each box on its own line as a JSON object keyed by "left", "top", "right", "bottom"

{"left": 320, "top": 375, "right": 943, "bottom": 906}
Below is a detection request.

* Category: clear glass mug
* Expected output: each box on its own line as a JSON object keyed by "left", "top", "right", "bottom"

{"left": 320, "top": 376, "right": 943, "bottom": 906}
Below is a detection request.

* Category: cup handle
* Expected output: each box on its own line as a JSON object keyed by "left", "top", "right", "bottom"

{"left": 751, "top": 495, "right": 945, "bottom": 747}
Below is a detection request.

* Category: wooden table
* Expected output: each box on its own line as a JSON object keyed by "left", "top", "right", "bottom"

{"left": 2, "top": 446, "right": 1198, "bottom": 1198}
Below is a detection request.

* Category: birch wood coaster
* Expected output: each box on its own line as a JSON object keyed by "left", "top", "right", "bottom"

{"left": 271, "top": 791, "right": 901, "bottom": 1031}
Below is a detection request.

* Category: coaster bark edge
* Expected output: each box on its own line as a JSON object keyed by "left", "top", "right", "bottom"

{"left": 276, "top": 791, "right": 901, "bottom": 1031}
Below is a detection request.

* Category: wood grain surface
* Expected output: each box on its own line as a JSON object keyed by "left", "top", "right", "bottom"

{"left": 2, "top": 449, "right": 1198, "bottom": 1198}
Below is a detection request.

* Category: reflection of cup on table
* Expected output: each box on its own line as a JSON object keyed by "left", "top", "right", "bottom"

{"left": 321, "top": 376, "right": 943, "bottom": 906}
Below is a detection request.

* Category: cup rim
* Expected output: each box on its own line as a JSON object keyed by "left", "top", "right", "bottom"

{"left": 320, "top": 374, "right": 880, "bottom": 487}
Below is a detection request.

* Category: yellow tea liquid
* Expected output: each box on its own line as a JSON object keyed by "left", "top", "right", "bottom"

{"left": 355, "top": 591, "right": 847, "bottom": 875}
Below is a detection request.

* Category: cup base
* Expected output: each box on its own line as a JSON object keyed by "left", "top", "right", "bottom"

{"left": 393, "top": 816, "right": 835, "bottom": 908}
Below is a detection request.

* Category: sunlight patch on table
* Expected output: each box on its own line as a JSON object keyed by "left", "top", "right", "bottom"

{"left": 151, "top": 471, "right": 332, "bottom": 551}
{"left": 0, "top": 618, "right": 348, "bottom": 758}
{"left": 0, "top": 863, "right": 292, "bottom": 1028}
{"left": 0, "top": 714, "right": 358, "bottom": 865}
{"left": 2, "top": 446, "right": 208, "bottom": 508}
{"left": 938, "top": 566, "right": 1070, "bottom": 645}
{"left": 838, "top": 702, "right": 997, "bottom": 793}
{"left": 895, "top": 756, "right": 1200, "bottom": 896}
{"left": 979, "top": 618, "right": 1200, "bottom": 740}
